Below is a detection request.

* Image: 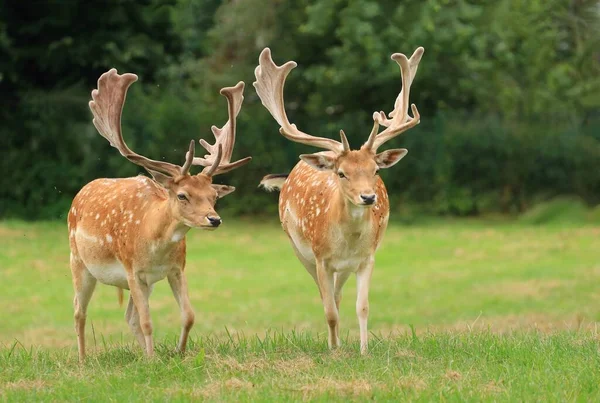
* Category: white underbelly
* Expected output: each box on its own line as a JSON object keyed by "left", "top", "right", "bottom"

{"left": 87, "top": 262, "right": 129, "bottom": 289}
{"left": 286, "top": 229, "right": 369, "bottom": 272}
{"left": 328, "top": 255, "right": 370, "bottom": 273}
{"left": 144, "top": 265, "right": 171, "bottom": 285}
{"left": 282, "top": 204, "right": 372, "bottom": 273}
{"left": 288, "top": 227, "right": 315, "bottom": 263}
{"left": 86, "top": 262, "right": 171, "bottom": 288}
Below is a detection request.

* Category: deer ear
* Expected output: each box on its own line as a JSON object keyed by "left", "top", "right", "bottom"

{"left": 212, "top": 184, "right": 236, "bottom": 198}
{"left": 299, "top": 153, "right": 336, "bottom": 171}
{"left": 375, "top": 148, "right": 408, "bottom": 169}
{"left": 146, "top": 169, "right": 173, "bottom": 187}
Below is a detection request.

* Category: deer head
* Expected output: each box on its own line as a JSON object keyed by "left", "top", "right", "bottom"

{"left": 89, "top": 69, "right": 251, "bottom": 228}
{"left": 253, "top": 47, "right": 423, "bottom": 207}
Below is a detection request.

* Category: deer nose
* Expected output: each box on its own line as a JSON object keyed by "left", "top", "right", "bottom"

{"left": 207, "top": 216, "right": 222, "bottom": 227}
{"left": 360, "top": 194, "right": 376, "bottom": 205}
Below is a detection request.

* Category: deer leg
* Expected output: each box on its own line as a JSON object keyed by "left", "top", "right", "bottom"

{"left": 124, "top": 294, "right": 146, "bottom": 350}
{"left": 334, "top": 272, "right": 351, "bottom": 311}
{"left": 317, "top": 261, "right": 339, "bottom": 349}
{"left": 333, "top": 271, "right": 351, "bottom": 343}
{"left": 168, "top": 270, "right": 195, "bottom": 353}
{"left": 126, "top": 271, "right": 154, "bottom": 357}
{"left": 356, "top": 260, "right": 374, "bottom": 355}
{"left": 289, "top": 242, "right": 320, "bottom": 290}
{"left": 304, "top": 263, "right": 323, "bottom": 300}
{"left": 70, "top": 257, "right": 97, "bottom": 363}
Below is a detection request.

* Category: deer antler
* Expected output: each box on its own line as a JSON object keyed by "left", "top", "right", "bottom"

{"left": 190, "top": 81, "right": 252, "bottom": 176}
{"left": 253, "top": 48, "right": 348, "bottom": 154}
{"left": 89, "top": 69, "right": 196, "bottom": 177}
{"left": 365, "top": 47, "right": 424, "bottom": 152}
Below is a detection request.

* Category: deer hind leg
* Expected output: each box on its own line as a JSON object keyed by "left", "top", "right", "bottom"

{"left": 356, "top": 260, "right": 374, "bottom": 355}
{"left": 304, "top": 263, "right": 321, "bottom": 299}
{"left": 168, "top": 270, "right": 195, "bottom": 353}
{"left": 289, "top": 242, "right": 320, "bottom": 288}
{"left": 334, "top": 272, "right": 351, "bottom": 311}
{"left": 316, "top": 261, "right": 339, "bottom": 349}
{"left": 126, "top": 271, "right": 154, "bottom": 357}
{"left": 124, "top": 294, "right": 146, "bottom": 350}
{"left": 70, "top": 255, "right": 97, "bottom": 363}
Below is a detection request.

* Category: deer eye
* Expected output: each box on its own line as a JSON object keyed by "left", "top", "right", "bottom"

{"left": 177, "top": 194, "right": 188, "bottom": 201}
{"left": 338, "top": 172, "right": 346, "bottom": 179}
{"left": 375, "top": 170, "right": 380, "bottom": 176}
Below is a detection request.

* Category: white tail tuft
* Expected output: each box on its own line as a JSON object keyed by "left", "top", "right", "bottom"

{"left": 259, "top": 174, "right": 288, "bottom": 192}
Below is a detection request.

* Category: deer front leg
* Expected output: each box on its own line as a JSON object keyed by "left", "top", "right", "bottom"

{"left": 126, "top": 270, "right": 154, "bottom": 357}
{"left": 356, "top": 259, "right": 374, "bottom": 355}
{"left": 168, "top": 270, "right": 195, "bottom": 353}
{"left": 317, "top": 261, "right": 339, "bottom": 349}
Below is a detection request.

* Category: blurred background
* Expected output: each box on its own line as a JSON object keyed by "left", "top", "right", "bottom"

{"left": 1, "top": 0, "right": 599, "bottom": 220}
{"left": 1, "top": 4, "right": 600, "bottom": 398}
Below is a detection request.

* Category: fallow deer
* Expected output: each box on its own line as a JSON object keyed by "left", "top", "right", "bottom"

{"left": 68, "top": 69, "right": 251, "bottom": 361}
{"left": 255, "top": 47, "right": 424, "bottom": 354}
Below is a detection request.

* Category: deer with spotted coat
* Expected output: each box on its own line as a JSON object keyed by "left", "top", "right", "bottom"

{"left": 68, "top": 69, "right": 251, "bottom": 361}
{"left": 256, "top": 47, "right": 424, "bottom": 354}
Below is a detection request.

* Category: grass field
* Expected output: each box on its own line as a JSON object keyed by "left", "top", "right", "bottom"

{"left": 1, "top": 217, "right": 599, "bottom": 401}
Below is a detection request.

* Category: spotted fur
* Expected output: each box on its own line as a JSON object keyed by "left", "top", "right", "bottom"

{"left": 254, "top": 46, "right": 424, "bottom": 355}
{"left": 69, "top": 68, "right": 249, "bottom": 362}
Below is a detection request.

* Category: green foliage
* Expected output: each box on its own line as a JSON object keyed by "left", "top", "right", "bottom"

{"left": 0, "top": 0, "right": 182, "bottom": 219}
{"left": 0, "top": 0, "right": 598, "bottom": 219}
{"left": 519, "top": 196, "right": 590, "bottom": 225}
{"left": 589, "top": 204, "right": 600, "bottom": 223}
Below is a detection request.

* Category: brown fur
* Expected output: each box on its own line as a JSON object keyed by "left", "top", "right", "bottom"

{"left": 274, "top": 148, "right": 396, "bottom": 354}
{"left": 279, "top": 152, "right": 389, "bottom": 258}
{"left": 68, "top": 175, "right": 215, "bottom": 361}
{"left": 67, "top": 172, "right": 236, "bottom": 362}
{"left": 70, "top": 68, "right": 248, "bottom": 363}
{"left": 68, "top": 176, "right": 188, "bottom": 279}
{"left": 254, "top": 46, "right": 424, "bottom": 355}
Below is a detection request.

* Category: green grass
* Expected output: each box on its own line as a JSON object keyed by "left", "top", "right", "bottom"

{"left": 1, "top": 217, "right": 599, "bottom": 401}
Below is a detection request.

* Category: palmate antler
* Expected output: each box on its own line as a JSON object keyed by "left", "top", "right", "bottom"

{"left": 89, "top": 69, "right": 202, "bottom": 177}
{"left": 89, "top": 69, "right": 250, "bottom": 179}
{"left": 253, "top": 48, "right": 350, "bottom": 154}
{"left": 253, "top": 48, "right": 423, "bottom": 155}
{"left": 365, "top": 47, "right": 424, "bottom": 152}
{"left": 189, "top": 82, "right": 252, "bottom": 176}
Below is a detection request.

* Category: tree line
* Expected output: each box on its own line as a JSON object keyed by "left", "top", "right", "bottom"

{"left": 1, "top": 0, "right": 599, "bottom": 219}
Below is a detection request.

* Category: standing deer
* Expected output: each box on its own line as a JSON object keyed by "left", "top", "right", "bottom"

{"left": 68, "top": 69, "right": 251, "bottom": 361}
{"left": 255, "top": 47, "right": 423, "bottom": 354}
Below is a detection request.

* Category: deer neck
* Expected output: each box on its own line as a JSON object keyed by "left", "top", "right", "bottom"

{"left": 331, "top": 187, "right": 371, "bottom": 231}
{"left": 144, "top": 197, "right": 190, "bottom": 245}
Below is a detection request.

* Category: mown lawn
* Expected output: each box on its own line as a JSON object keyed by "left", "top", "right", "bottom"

{"left": 0, "top": 218, "right": 599, "bottom": 401}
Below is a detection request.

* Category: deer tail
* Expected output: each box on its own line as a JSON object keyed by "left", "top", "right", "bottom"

{"left": 117, "top": 288, "right": 124, "bottom": 307}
